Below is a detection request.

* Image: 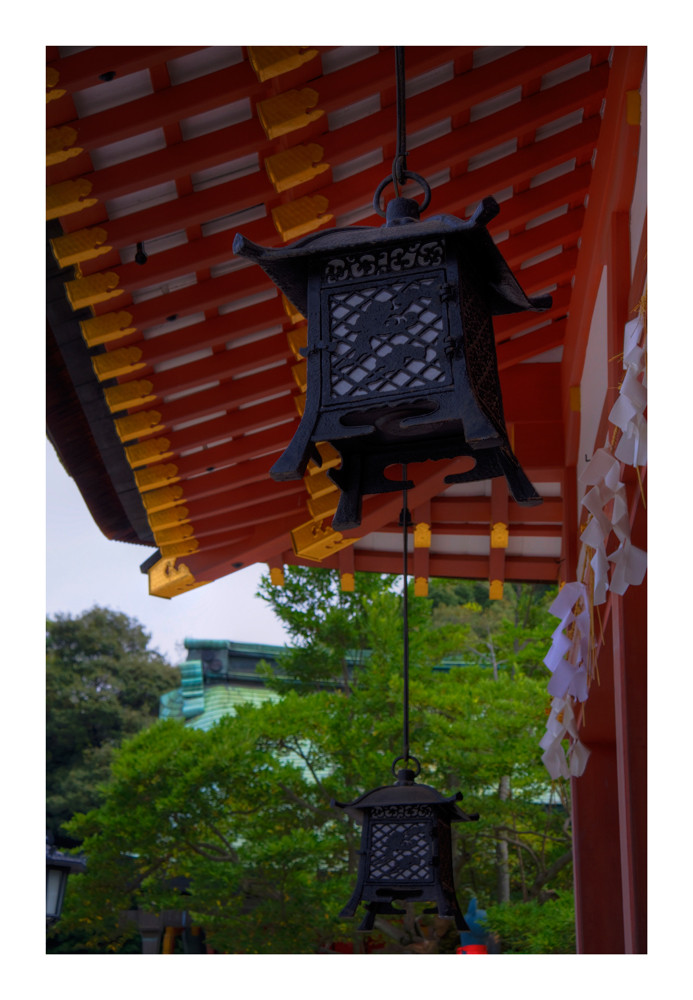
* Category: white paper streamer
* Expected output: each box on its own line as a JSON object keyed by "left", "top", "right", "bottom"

{"left": 539, "top": 308, "right": 647, "bottom": 780}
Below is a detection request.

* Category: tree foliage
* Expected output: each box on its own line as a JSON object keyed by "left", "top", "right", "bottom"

{"left": 46, "top": 606, "right": 179, "bottom": 843}
{"left": 58, "top": 572, "right": 572, "bottom": 954}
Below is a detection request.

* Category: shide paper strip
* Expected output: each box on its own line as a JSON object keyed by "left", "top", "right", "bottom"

{"left": 539, "top": 310, "right": 647, "bottom": 780}
{"left": 543, "top": 582, "right": 592, "bottom": 703}
{"left": 540, "top": 696, "right": 590, "bottom": 779}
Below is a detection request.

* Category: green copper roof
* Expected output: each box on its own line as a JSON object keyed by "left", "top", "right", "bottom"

{"left": 186, "top": 685, "right": 279, "bottom": 731}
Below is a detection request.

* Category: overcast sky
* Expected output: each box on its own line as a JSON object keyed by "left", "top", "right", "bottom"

{"left": 46, "top": 440, "right": 292, "bottom": 665}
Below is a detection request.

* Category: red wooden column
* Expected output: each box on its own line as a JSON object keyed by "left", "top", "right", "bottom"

{"left": 611, "top": 484, "right": 647, "bottom": 953}
{"left": 572, "top": 486, "right": 646, "bottom": 954}
{"left": 571, "top": 635, "right": 625, "bottom": 953}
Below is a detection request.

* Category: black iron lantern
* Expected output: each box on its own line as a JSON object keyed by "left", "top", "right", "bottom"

{"left": 234, "top": 47, "right": 550, "bottom": 530}
{"left": 46, "top": 840, "right": 86, "bottom": 924}
{"left": 333, "top": 759, "right": 478, "bottom": 931}
{"left": 234, "top": 195, "right": 550, "bottom": 531}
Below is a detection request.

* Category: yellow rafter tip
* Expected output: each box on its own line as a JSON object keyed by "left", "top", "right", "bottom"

{"left": 148, "top": 558, "right": 208, "bottom": 599}
{"left": 46, "top": 66, "right": 66, "bottom": 102}
{"left": 272, "top": 195, "right": 332, "bottom": 242}
{"left": 414, "top": 577, "right": 429, "bottom": 597}
{"left": 292, "top": 359, "right": 307, "bottom": 392}
{"left": 282, "top": 294, "right": 304, "bottom": 323}
{"left": 248, "top": 46, "right": 319, "bottom": 83}
{"left": 51, "top": 227, "right": 111, "bottom": 267}
{"left": 489, "top": 579, "right": 504, "bottom": 600}
{"left": 134, "top": 464, "right": 180, "bottom": 493}
{"left": 414, "top": 523, "right": 431, "bottom": 548}
{"left": 490, "top": 522, "right": 509, "bottom": 548}
{"left": 65, "top": 271, "right": 123, "bottom": 310}
{"left": 140, "top": 484, "right": 185, "bottom": 514}
{"left": 304, "top": 470, "right": 335, "bottom": 498}
{"left": 269, "top": 566, "right": 285, "bottom": 587}
{"left": 264, "top": 143, "right": 329, "bottom": 193}
{"left": 256, "top": 87, "right": 324, "bottom": 140}
{"left": 92, "top": 346, "right": 144, "bottom": 381}
{"left": 159, "top": 538, "right": 199, "bottom": 559}
{"left": 307, "top": 491, "right": 340, "bottom": 521}
{"left": 46, "top": 178, "right": 98, "bottom": 221}
{"left": 308, "top": 441, "right": 341, "bottom": 473}
{"left": 287, "top": 324, "right": 308, "bottom": 359}
{"left": 147, "top": 506, "right": 190, "bottom": 531}
{"left": 80, "top": 311, "right": 136, "bottom": 347}
{"left": 125, "top": 437, "right": 173, "bottom": 469}
{"left": 46, "top": 125, "right": 83, "bottom": 165}
{"left": 152, "top": 522, "right": 195, "bottom": 546}
{"left": 291, "top": 520, "right": 356, "bottom": 561}
{"left": 341, "top": 572, "right": 355, "bottom": 592}
{"left": 104, "top": 380, "right": 156, "bottom": 414}
{"left": 114, "top": 410, "right": 164, "bottom": 443}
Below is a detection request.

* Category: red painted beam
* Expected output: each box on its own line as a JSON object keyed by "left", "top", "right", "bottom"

{"left": 342, "top": 550, "right": 560, "bottom": 582}
{"left": 495, "top": 285, "right": 571, "bottom": 341}
{"left": 163, "top": 424, "right": 294, "bottom": 482}
{"left": 492, "top": 167, "right": 591, "bottom": 236}
{"left": 309, "top": 46, "right": 467, "bottom": 115}
{"left": 54, "top": 117, "right": 270, "bottom": 205}
{"left": 497, "top": 318, "right": 566, "bottom": 369}
{"left": 132, "top": 404, "right": 297, "bottom": 459}
{"left": 320, "top": 49, "right": 605, "bottom": 181}
{"left": 499, "top": 363, "right": 562, "bottom": 422}
{"left": 123, "top": 364, "right": 295, "bottom": 427}
{"left": 167, "top": 451, "right": 285, "bottom": 505}
{"left": 442, "top": 118, "right": 600, "bottom": 216}
{"left": 47, "top": 46, "right": 206, "bottom": 96}
{"left": 183, "top": 477, "right": 306, "bottom": 531}
{"left": 119, "top": 297, "right": 287, "bottom": 366}
{"left": 124, "top": 331, "right": 292, "bottom": 399}
{"left": 91, "top": 250, "right": 277, "bottom": 329}
{"left": 430, "top": 495, "right": 564, "bottom": 525}
{"left": 50, "top": 60, "right": 264, "bottom": 152}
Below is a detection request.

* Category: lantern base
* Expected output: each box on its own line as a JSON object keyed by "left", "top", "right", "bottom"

{"left": 328, "top": 433, "right": 541, "bottom": 531}
{"left": 341, "top": 895, "right": 470, "bottom": 933}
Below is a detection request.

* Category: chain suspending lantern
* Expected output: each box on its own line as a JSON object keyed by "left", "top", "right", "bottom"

{"left": 234, "top": 47, "right": 550, "bottom": 530}
{"left": 234, "top": 46, "right": 548, "bottom": 930}
{"left": 331, "top": 464, "right": 479, "bottom": 932}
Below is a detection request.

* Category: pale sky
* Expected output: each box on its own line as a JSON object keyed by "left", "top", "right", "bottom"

{"left": 46, "top": 440, "right": 292, "bottom": 665}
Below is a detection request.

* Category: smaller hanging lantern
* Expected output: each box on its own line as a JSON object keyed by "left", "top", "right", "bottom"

{"left": 333, "top": 758, "right": 479, "bottom": 931}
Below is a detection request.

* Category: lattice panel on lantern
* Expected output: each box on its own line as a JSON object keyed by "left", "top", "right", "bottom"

{"left": 325, "top": 274, "right": 451, "bottom": 401}
{"left": 367, "top": 818, "right": 434, "bottom": 883}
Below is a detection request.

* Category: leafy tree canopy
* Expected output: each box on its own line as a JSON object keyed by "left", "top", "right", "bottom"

{"left": 46, "top": 606, "right": 179, "bottom": 843}
{"left": 59, "top": 572, "right": 571, "bottom": 954}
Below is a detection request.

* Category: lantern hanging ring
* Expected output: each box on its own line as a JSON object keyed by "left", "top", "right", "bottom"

{"left": 373, "top": 46, "right": 432, "bottom": 217}
{"left": 391, "top": 754, "right": 421, "bottom": 778}
{"left": 373, "top": 170, "right": 432, "bottom": 217}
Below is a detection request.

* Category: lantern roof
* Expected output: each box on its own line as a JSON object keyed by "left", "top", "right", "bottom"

{"left": 233, "top": 195, "right": 553, "bottom": 319}
{"left": 333, "top": 769, "right": 479, "bottom": 823}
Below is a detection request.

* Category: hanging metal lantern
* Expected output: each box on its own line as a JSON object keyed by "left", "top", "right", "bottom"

{"left": 234, "top": 46, "right": 550, "bottom": 530}
{"left": 233, "top": 190, "right": 550, "bottom": 530}
{"left": 333, "top": 759, "right": 479, "bottom": 931}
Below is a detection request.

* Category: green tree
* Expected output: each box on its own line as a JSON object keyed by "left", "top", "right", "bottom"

{"left": 60, "top": 571, "right": 571, "bottom": 953}
{"left": 429, "top": 580, "right": 557, "bottom": 679}
{"left": 46, "top": 606, "right": 179, "bottom": 843}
